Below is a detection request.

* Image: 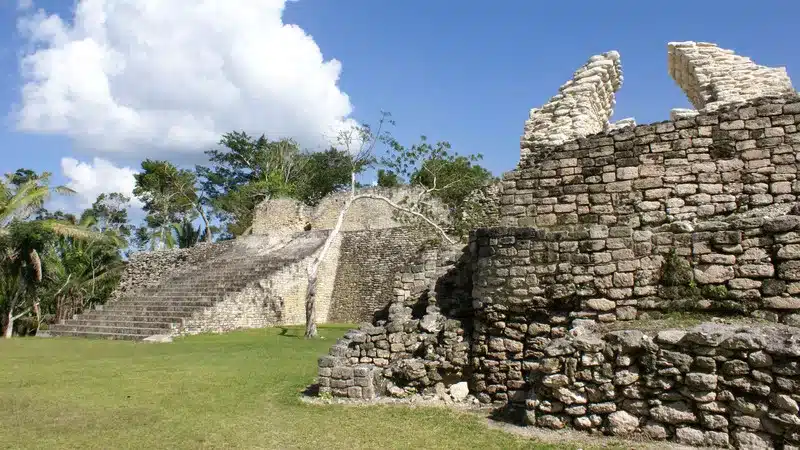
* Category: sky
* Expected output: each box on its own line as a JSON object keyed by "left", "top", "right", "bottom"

{"left": 0, "top": 0, "right": 798, "bottom": 218}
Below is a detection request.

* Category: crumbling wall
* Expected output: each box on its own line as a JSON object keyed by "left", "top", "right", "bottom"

{"left": 471, "top": 212, "right": 800, "bottom": 326}
{"left": 318, "top": 244, "right": 472, "bottom": 399}
{"left": 526, "top": 324, "right": 800, "bottom": 449}
{"left": 503, "top": 95, "right": 800, "bottom": 229}
{"left": 669, "top": 41, "right": 794, "bottom": 112}
{"left": 315, "top": 42, "right": 800, "bottom": 449}
{"left": 521, "top": 51, "right": 623, "bottom": 161}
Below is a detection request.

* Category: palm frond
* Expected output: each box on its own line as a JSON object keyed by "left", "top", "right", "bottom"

{"left": 0, "top": 182, "right": 50, "bottom": 224}
{"left": 52, "top": 186, "right": 76, "bottom": 195}
{"left": 42, "top": 220, "right": 103, "bottom": 241}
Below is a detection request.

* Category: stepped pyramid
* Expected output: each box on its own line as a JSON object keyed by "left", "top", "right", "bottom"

{"left": 48, "top": 232, "right": 328, "bottom": 340}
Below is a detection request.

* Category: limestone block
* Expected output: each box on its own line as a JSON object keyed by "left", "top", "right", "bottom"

{"left": 521, "top": 51, "right": 623, "bottom": 159}
{"left": 668, "top": 41, "right": 795, "bottom": 112}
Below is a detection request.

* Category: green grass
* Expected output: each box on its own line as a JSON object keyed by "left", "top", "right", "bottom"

{"left": 0, "top": 325, "right": 566, "bottom": 450}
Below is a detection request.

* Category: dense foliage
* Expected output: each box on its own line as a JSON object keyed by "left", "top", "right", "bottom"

{"left": 196, "top": 132, "right": 360, "bottom": 237}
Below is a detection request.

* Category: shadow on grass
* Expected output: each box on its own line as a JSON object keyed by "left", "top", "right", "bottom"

{"left": 277, "top": 327, "right": 305, "bottom": 338}
{"left": 277, "top": 324, "right": 357, "bottom": 339}
{"left": 301, "top": 383, "right": 320, "bottom": 397}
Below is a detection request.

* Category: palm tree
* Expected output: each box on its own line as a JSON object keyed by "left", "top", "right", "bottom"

{"left": 0, "top": 172, "right": 100, "bottom": 337}
{"left": 42, "top": 236, "right": 124, "bottom": 323}
{"left": 173, "top": 219, "right": 203, "bottom": 249}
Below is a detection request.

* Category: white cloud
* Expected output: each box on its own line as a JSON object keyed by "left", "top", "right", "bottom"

{"left": 60, "top": 157, "right": 142, "bottom": 211}
{"left": 17, "top": 0, "right": 33, "bottom": 11}
{"left": 15, "top": 0, "right": 358, "bottom": 158}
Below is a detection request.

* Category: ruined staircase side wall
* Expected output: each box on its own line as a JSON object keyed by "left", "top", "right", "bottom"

{"left": 318, "top": 244, "right": 472, "bottom": 399}
{"left": 502, "top": 95, "right": 800, "bottom": 230}
{"left": 328, "top": 227, "right": 438, "bottom": 323}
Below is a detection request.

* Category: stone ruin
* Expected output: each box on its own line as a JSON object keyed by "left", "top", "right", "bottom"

{"left": 668, "top": 41, "right": 795, "bottom": 114}
{"left": 316, "top": 42, "right": 800, "bottom": 449}
{"left": 50, "top": 187, "right": 450, "bottom": 339}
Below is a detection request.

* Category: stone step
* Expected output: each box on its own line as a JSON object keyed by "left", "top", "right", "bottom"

{"left": 93, "top": 305, "right": 206, "bottom": 315}
{"left": 50, "top": 324, "right": 165, "bottom": 337}
{"left": 63, "top": 319, "right": 177, "bottom": 329}
{"left": 47, "top": 329, "right": 150, "bottom": 340}
{"left": 49, "top": 324, "right": 167, "bottom": 335}
{"left": 105, "top": 299, "right": 218, "bottom": 308}
{"left": 70, "top": 313, "right": 187, "bottom": 323}
{"left": 126, "top": 267, "right": 284, "bottom": 293}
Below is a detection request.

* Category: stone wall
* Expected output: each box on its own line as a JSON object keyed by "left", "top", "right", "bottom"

{"left": 526, "top": 323, "right": 800, "bottom": 449}
{"left": 328, "top": 227, "right": 438, "bottom": 323}
{"left": 251, "top": 186, "right": 449, "bottom": 235}
{"left": 502, "top": 94, "right": 800, "bottom": 230}
{"left": 179, "top": 280, "right": 284, "bottom": 334}
{"left": 315, "top": 42, "right": 800, "bottom": 449}
{"left": 668, "top": 42, "right": 794, "bottom": 112}
{"left": 318, "top": 244, "right": 473, "bottom": 399}
{"left": 471, "top": 212, "right": 800, "bottom": 326}
{"left": 521, "top": 51, "right": 624, "bottom": 159}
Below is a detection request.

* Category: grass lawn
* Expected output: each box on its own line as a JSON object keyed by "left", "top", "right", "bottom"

{"left": 0, "top": 325, "right": 569, "bottom": 449}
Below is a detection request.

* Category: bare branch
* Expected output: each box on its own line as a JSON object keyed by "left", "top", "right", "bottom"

{"left": 11, "top": 307, "right": 31, "bottom": 322}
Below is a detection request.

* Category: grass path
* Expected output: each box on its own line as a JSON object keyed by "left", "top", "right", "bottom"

{"left": 0, "top": 325, "right": 567, "bottom": 449}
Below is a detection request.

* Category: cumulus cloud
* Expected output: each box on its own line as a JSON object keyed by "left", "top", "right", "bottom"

{"left": 60, "top": 157, "right": 142, "bottom": 211}
{"left": 15, "top": 0, "right": 358, "bottom": 157}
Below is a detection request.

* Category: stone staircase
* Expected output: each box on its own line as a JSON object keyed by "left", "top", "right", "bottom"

{"left": 47, "top": 232, "right": 328, "bottom": 340}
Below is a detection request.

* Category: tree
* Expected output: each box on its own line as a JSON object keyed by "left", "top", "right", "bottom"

{"left": 409, "top": 154, "right": 493, "bottom": 209}
{"left": 0, "top": 171, "right": 97, "bottom": 337}
{"left": 197, "top": 132, "right": 357, "bottom": 236}
{"left": 133, "top": 160, "right": 210, "bottom": 250}
{"left": 197, "top": 133, "right": 305, "bottom": 236}
{"left": 41, "top": 222, "right": 124, "bottom": 324}
{"left": 294, "top": 148, "right": 359, "bottom": 205}
{"left": 86, "top": 193, "right": 133, "bottom": 237}
{"left": 376, "top": 169, "right": 401, "bottom": 188}
{"left": 173, "top": 219, "right": 203, "bottom": 249}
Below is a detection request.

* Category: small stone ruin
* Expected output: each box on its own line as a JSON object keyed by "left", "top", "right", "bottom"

{"left": 316, "top": 42, "right": 800, "bottom": 449}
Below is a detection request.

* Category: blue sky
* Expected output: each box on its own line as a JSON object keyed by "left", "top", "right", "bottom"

{"left": 0, "top": 0, "right": 798, "bottom": 214}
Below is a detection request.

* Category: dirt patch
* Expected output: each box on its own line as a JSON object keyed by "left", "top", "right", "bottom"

{"left": 300, "top": 394, "right": 702, "bottom": 449}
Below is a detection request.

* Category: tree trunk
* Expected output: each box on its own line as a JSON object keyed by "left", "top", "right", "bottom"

{"left": 302, "top": 186, "right": 456, "bottom": 338}
{"left": 3, "top": 291, "right": 20, "bottom": 339}
{"left": 3, "top": 309, "right": 13, "bottom": 338}
{"left": 304, "top": 196, "right": 353, "bottom": 338}
{"left": 304, "top": 268, "right": 318, "bottom": 338}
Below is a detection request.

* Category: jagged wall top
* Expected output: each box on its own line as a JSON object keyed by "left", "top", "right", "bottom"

{"left": 668, "top": 41, "right": 795, "bottom": 112}
{"left": 520, "top": 51, "right": 623, "bottom": 160}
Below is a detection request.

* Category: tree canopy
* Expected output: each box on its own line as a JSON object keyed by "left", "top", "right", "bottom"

{"left": 197, "top": 131, "right": 361, "bottom": 236}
